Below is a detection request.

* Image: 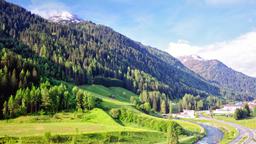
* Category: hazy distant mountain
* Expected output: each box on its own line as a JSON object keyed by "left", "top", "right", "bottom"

{"left": 179, "top": 55, "right": 256, "bottom": 100}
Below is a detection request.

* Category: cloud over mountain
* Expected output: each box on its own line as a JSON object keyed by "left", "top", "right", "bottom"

{"left": 28, "top": 0, "right": 71, "bottom": 19}
{"left": 166, "top": 31, "right": 256, "bottom": 77}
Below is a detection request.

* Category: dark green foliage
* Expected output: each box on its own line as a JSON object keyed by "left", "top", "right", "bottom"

{"left": 139, "top": 90, "right": 169, "bottom": 113}
{"left": 234, "top": 108, "right": 245, "bottom": 120}
{"left": 244, "top": 103, "right": 251, "bottom": 117}
{"left": 119, "top": 108, "right": 185, "bottom": 134}
{"left": 0, "top": 0, "right": 221, "bottom": 104}
{"left": 180, "top": 94, "right": 222, "bottom": 111}
{"left": 93, "top": 77, "right": 124, "bottom": 87}
{"left": 2, "top": 79, "right": 102, "bottom": 119}
{"left": 234, "top": 104, "right": 251, "bottom": 120}
{"left": 2, "top": 81, "right": 76, "bottom": 118}
{"left": 0, "top": 49, "right": 39, "bottom": 118}
{"left": 73, "top": 88, "right": 101, "bottom": 111}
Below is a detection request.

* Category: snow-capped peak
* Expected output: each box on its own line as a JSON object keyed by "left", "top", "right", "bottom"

{"left": 47, "top": 11, "right": 83, "bottom": 23}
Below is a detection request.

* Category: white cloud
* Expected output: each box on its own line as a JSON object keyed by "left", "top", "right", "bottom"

{"left": 28, "top": 0, "right": 70, "bottom": 19}
{"left": 205, "top": 0, "right": 256, "bottom": 5}
{"left": 166, "top": 31, "right": 256, "bottom": 77}
{"left": 205, "top": 0, "right": 243, "bottom": 5}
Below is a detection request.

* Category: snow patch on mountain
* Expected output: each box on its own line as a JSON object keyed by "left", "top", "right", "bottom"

{"left": 47, "top": 11, "right": 83, "bottom": 23}
{"left": 179, "top": 55, "right": 205, "bottom": 63}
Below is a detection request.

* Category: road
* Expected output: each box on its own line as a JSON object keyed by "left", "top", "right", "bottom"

{"left": 199, "top": 114, "right": 256, "bottom": 144}
{"left": 216, "top": 118, "right": 255, "bottom": 144}
{"left": 196, "top": 124, "right": 223, "bottom": 144}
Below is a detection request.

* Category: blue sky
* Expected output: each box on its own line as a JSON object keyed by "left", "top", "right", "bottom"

{"left": 6, "top": 0, "right": 256, "bottom": 76}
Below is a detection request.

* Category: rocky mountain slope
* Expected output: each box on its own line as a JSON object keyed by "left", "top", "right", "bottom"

{"left": 179, "top": 55, "right": 256, "bottom": 100}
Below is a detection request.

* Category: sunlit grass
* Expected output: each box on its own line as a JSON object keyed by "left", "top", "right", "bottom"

{"left": 215, "top": 115, "right": 256, "bottom": 129}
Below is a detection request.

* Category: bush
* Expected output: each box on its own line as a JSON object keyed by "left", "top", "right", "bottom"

{"left": 234, "top": 108, "right": 248, "bottom": 120}
{"left": 234, "top": 104, "right": 252, "bottom": 120}
{"left": 109, "top": 108, "right": 120, "bottom": 119}
{"left": 119, "top": 108, "right": 185, "bottom": 135}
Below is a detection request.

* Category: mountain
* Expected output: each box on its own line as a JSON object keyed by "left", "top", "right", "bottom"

{"left": 0, "top": 0, "right": 220, "bottom": 101}
{"left": 47, "top": 11, "right": 83, "bottom": 23}
{"left": 179, "top": 55, "right": 256, "bottom": 100}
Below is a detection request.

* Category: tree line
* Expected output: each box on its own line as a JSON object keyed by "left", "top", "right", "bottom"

{"left": 169, "top": 94, "right": 223, "bottom": 114}
{"left": 0, "top": 48, "right": 39, "bottom": 118}
{"left": 2, "top": 79, "right": 101, "bottom": 119}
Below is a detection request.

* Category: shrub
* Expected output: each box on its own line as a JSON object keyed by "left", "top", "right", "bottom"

{"left": 119, "top": 108, "right": 185, "bottom": 135}
{"left": 109, "top": 108, "right": 120, "bottom": 119}
{"left": 234, "top": 108, "right": 247, "bottom": 120}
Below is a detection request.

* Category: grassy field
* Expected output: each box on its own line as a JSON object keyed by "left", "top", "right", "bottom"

{"left": 0, "top": 84, "right": 205, "bottom": 143}
{"left": 81, "top": 85, "right": 137, "bottom": 103}
{"left": 80, "top": 85, "right": 205, "bottom": 143}
{"left": 0, "top": 108, "right": 146, "bottom": 137}
{"left": 0, "top": 108, "right": 165, "bottom": 143}
{"left": 214, "top": 115, "right": 256, "bottom": 129}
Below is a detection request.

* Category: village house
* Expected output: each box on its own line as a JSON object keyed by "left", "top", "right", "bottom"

{"left": 214, "top": 100, "right": 256, "bottom": 115}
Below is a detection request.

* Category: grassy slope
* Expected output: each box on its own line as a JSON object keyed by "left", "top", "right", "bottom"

{"left": 81, "top": 85, "right": 205, "bottom": 143}
{"left": 81, "top": 85, "right": 137, "bottom": 103}
{"left": 0, "top": 108, "right": 146, "bottom": 137}
{"left": 0, "top": 84, "right": 204, "bottom": 143}
{"left": 0, "top": 109, "right": 165, "bottom": 143}
{"left": 82, "top": 85, "right": 203, "bottom": 132}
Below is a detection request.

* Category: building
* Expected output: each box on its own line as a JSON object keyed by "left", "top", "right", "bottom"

{"left": 214, "top": 100, "right": 256, "bottom": 115}
{"left": 172, "top": 110, "right": 195, "bottom": 118}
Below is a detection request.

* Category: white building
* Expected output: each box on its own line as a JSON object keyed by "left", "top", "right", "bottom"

{"left": 172, "top": 110, "right": 195, "bottom": 118}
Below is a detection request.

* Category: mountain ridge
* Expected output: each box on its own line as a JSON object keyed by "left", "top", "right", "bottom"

{"left": 179, "top": 55, "right": 256, "bottom": 100}
{"left": 0, "top": 0, "right": 220, "bottom": 100}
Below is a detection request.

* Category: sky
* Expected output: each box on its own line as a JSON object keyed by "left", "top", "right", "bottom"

{"left": 7, "top": 0, "right": 256, "bottom": 77}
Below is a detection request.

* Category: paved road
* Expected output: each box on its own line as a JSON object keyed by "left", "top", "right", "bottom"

{"left": 199, "top": 114, "right": 256, "bottom": 144}
{"left": 216, "top": 119, "right": 255, "bottom": 144}
{"left": 196, "top": 124, "right": 223, "bottom": 144}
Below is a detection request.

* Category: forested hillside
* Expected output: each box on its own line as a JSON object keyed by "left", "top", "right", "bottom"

{"left": 0, "top": 0, "right": 222, "bottom": 118}
{"left": 179, "top": 55, "right": 256, "bottom": 100}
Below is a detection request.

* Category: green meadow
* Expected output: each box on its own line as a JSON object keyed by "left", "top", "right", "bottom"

{"left": 0, "top": 85, "right": 204, "bottom": 143}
